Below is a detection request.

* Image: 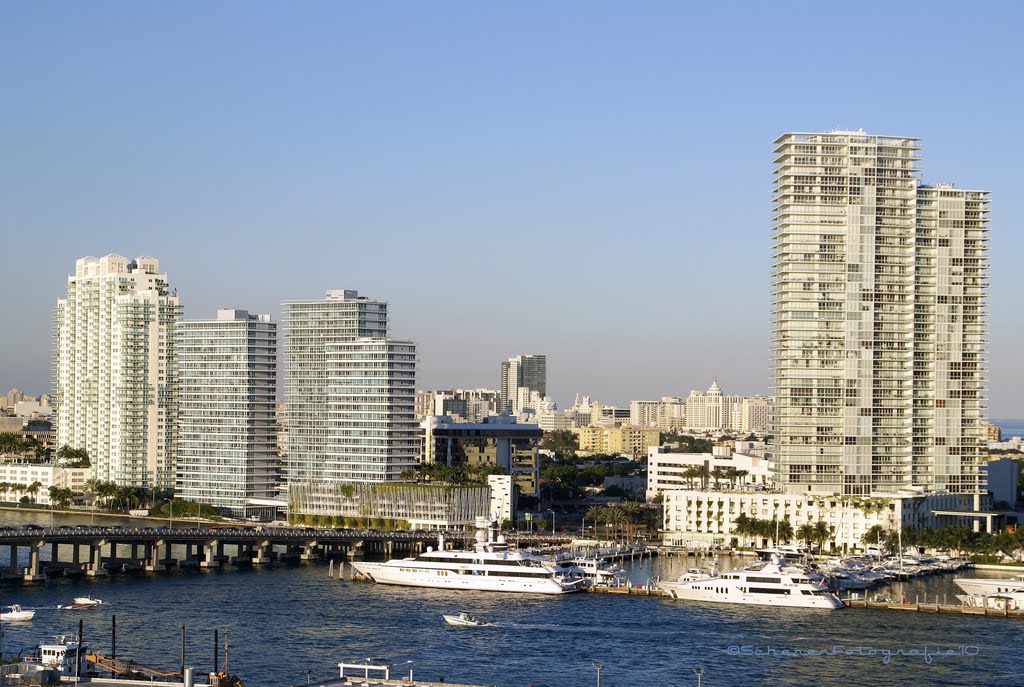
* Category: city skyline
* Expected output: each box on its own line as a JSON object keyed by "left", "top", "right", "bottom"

{"left": 3, "top": 3, "right": 1024, "bottom": 416}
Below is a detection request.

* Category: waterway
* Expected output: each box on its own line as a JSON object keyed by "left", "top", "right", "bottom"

{"left": 1, "top": 511, "right": 1022, "bottom": 687}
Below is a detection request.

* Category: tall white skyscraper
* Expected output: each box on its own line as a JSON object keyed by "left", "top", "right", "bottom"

{"left": 53, "top": 254, "right": 181, "bottom": 488}
{"left": 176, "top": 309, "right": 278, "bottom": 517}
{"left": 283, "top": 290, "right": 415, "bottom": 485}
{"left": 499, "top": 354, "right": 547, "bottom": 414}
{"left": 771, "top": 131, "right": 988, "bottom": 496}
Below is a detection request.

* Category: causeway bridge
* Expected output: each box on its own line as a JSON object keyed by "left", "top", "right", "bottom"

{"left": 0, "top": 525, "right": 573, "bottom": 581}
{"left": 0, "top": 525, "right": 454, "bottom": 581}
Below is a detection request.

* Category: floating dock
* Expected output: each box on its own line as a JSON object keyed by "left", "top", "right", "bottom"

{"left": 843, "top": 598, "right": 1024, "bottom": 618}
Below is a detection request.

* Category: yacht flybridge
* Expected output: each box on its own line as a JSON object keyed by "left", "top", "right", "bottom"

{"left": 351, "top": 517, "right": 589, "bottom": 594}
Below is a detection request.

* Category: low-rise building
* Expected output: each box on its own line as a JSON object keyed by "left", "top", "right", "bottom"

{"left": 661, "top": 490, "right": 988, "bottom": 552}
{"left": 646, "top": 446, "right": 773, "bottom": 500}
{"left": 578, "top": 425, "right": 660, "bottom": 457}
{"left": 421, "top": 415, "right": 541, "bottom": 496}
{"left": 0, "top": 461, "right": 90, "bottom": 505}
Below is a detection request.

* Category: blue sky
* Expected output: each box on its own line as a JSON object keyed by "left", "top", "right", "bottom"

{"left": 2, "top": 1, "right": 1023, "bottom": 417}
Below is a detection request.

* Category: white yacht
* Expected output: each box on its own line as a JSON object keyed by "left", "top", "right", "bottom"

{"left": 954, "top": 573, "right": 1024, "bottom": 597}
{"left": 658, "top": 557, "right": 844, "bottom": 610}
{"left": 351, "top": 517, "right": 589, "bottom": 595}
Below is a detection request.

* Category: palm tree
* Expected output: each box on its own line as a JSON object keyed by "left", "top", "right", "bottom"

{"left": 862, "top": 524, "right": 888, "bottom": 553}
{"left": 27, "top": 481, "right": 42, "bottom": 503}
{"left": 775, "top": 519, "right": 794, "bottom": 545}
{"left": 681, "top": 466, "right": 701, "bottom": 489}
{"left": 620, "top": 501, "right": 643, "bottom": 539}
{"left": 693, "top": 464, "right": 711, "bottom": 490}
{"left": 812, "top": 520, "right": 833, "bottom": 553}
{"left": 796, "top": 522, "right": 816, "bottom": 547}
{"left": 0, "top": 433, "right": 22, "bottom": 456}
{"left": 585, "top": 505, "right": 607, "bottom": 538}
{"left": 710, "top": 467, "right": 727, "bottom": 491}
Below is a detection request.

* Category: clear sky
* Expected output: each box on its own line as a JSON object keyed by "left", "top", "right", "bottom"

{"left": 2, "top": 1, "right": 1023, "bottom": 417}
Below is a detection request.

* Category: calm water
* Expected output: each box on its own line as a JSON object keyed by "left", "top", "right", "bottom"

{"left": 2, "top": 512, "right": 1022, "bottom": 687}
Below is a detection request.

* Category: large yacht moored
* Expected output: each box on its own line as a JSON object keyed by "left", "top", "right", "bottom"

{"left": 351, "top": 517, "right": 589, "bottom": 595}
{"left": 658, "top": 557, "right": 844, "bottom": 610}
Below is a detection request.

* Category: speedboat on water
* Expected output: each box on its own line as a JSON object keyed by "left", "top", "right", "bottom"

{"left": 1, "top": 604, "right": 35, "bottom": 622}
{"left": 658, "top": 556, "right": 844, "bottom": 610}
{"left": 442, "top": 611, "right": 490, "bottom": 626}
{"left": 73, "top": 595, "right": 103, "bottom": 606}
{"left": 351, "top": 517, "right": 589, "bottom": 595}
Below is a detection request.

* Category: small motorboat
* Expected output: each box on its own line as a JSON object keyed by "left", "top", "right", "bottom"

{"left": 72, "top": 596, "right": 103, "bottom": 606}
{"left": 59, "top": 595, "right": 104, "bottom": 610}
{"left": 1, "top": 604, "right": 35, "bottom": 622}
{"left": 442, "top": 611, "right": 489, "bottom": 627}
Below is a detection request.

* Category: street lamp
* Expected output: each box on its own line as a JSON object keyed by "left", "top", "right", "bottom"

{"left": 692, "top": 667, "right": 704, "bottom": 687}
{"left": 592, "top": 662, "right": 603, "bottom": 687}
{"left": 548, "top": 509, "right": 556, "bottom": 534}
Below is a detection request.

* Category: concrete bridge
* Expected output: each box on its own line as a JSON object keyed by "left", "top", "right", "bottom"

{"left": 0, "top": 525, "right": 466, "bottom": 581}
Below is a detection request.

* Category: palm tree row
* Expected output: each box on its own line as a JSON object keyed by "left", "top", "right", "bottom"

{"left": 0, "top": 432, "right": 50, "bottom": 461}
{"left": 732, "top": 513, "right": 794, "bottom": 547}
{"left": 83, "top": 479, "right": 152, "bottom": 513}
{"left": 861, "top": 524, "right": 1024, "bottom": 560}
{"left": 0, "top": 480, "right": 45, "bottom": 503}
{"left": 677, "top": 464, "right": 750, "bottom": 490}
{"left": 584, "top": 502, "right": 647, "bottom": 540}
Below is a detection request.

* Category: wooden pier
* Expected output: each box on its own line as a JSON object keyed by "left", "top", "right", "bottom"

{"left": 843, "top": 598, "right": 1024, "bottom": 619}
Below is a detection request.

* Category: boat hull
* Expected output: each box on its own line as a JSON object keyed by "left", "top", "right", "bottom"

{"left": 352, "top": 561, "right": 581, "bottom": 594}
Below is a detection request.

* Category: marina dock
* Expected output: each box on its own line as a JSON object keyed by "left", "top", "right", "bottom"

{"left": 843, "top": 597, "right": 1024, "bottom": 618}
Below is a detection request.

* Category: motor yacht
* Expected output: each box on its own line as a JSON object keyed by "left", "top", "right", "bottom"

{"left": 954, "top": 573, "right": 1024, "bottom": 597}
{"left": 351, "top": 517, "right": 589, "bottom": 595}
{"left": 658, "top": 557, "right": 844, "bottom": 610}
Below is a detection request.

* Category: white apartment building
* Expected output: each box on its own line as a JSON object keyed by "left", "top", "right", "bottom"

{"left": 771, "top": 132, "right": 989, "bottom": 496}
{"left": 283, "top": 290, "right": 389, "bottom": 484}
{"left": 630, "top": 397, "right": 686, "bottom": 431}
{"left": 661, "top": 489, "right": 984, "bottom": 552}
{"left": 326, "top": 338, "right": 419, "bottom": 481}
{"left": 176, "top": 309, "right": 279, "bottom": 518}
{"left": 0, "top": 462, "right": 91, "bottom": 504}
{"left": 53, "top": 255, "right": 181, "bottom": 489}
{"left": 646, "top": 446, "right": 773, "bottom": 500}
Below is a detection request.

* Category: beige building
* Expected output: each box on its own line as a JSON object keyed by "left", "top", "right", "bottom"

{"left": 578, "top": 425, "right": 660, "bottom": 456}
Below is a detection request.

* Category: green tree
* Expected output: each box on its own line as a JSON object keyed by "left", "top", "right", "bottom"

{"left": 26, "top": 481, "right": 42, "bottom": 503}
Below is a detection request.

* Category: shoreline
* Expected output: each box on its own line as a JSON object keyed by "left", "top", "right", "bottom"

{"left": 0, "top": 504, "right": 219, "bottom": 525}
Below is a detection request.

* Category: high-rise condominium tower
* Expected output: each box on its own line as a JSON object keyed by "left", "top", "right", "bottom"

{"left": 499, "top": 354, "right": 547, "bottom": 414}
{"left": 283, "top": 290, "right": 417, "bottom": 484}
{"left": 771, "top": 132, "right": 988, "bottom": 496}
{"left": 53, "top": 255, "right": 182, "bottom": 488}
{"left": 176, "top": 309, "right": 278, "bottom": 517}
